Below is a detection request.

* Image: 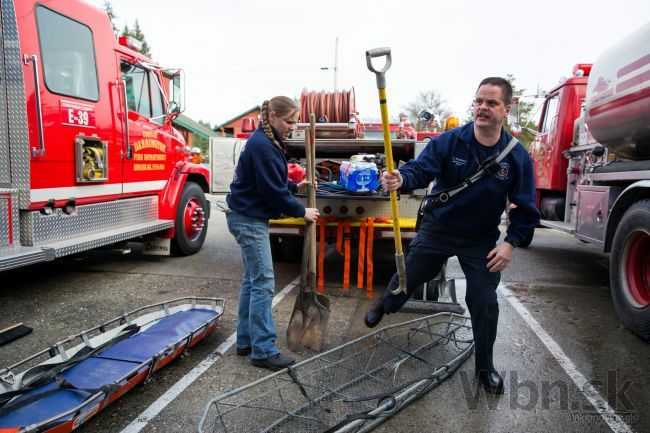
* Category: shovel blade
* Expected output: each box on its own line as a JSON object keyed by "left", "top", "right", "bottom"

{"left": 286, "top": 291, "right": 310, "bottom": 352}
{"left": 301, "top": 294, "right": 331, "bottom": 352}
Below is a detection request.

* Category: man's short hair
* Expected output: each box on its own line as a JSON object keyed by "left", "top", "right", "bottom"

{"left": 477, "top": 77, "right": 513, "bottom": 105}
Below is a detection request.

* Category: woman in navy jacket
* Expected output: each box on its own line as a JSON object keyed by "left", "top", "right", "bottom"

{"left": 226, "top": 96, "right": 319, "bottom": 371}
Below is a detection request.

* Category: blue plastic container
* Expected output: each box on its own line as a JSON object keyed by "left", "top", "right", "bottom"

{"left": 339, "top": 161, "right": 378, "bottom": 192}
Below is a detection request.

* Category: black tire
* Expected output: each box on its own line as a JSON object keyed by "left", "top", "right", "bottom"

{"left": 171, "top": 181, "right": 208, "bottom": 256}
{"left": 270, "top": 235, "right": 303, "bottom": 262}
{"left": 610, "top": 200, "right": 650, "bottom": 341}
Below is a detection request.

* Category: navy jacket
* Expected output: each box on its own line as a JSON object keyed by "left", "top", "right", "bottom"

{"left": 226, "top": 127, "right": 305, "bottom": 220}
{"left": 399, "top": 122, "right": 540, "bottom": 246}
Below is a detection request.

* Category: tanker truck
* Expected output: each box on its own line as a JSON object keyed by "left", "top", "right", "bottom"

{"left": 520, "top": 22, "right": 649, "bottom": 339}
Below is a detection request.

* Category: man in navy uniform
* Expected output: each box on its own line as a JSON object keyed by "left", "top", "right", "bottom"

{"left": 365, "top": 77, "right": 540, "bottom": 393}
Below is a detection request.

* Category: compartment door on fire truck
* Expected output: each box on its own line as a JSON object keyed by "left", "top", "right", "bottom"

{"left": 118, "top": 57, "right": 174, "bottom": 195}
{"left": 24, "top": 4, "right": 121, "bottom": 206}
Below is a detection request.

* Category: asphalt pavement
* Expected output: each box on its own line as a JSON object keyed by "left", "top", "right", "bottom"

{"left": 0, "top": 194, "right": 647, "bottom": 433}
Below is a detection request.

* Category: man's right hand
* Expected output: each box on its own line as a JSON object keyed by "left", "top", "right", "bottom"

{"left": 304, "top": 207, "right": 320, "bottom": 223}
{"left": 381, "top": 169, "right": 403, "bottom": 192}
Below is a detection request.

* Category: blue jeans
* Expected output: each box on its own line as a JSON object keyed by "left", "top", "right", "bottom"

{"left": 226, "top": 209, "right": 279, "bottom": 360}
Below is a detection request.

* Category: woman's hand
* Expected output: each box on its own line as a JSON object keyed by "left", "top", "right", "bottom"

{"left": 304, "top": 207, "right": 320, "bottom": 223}
{"left": 297, "top": 179, "right": 316, "bottom": 193}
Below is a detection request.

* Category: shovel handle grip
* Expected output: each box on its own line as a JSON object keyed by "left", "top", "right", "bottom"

{"left": 365, "top": 47, "right": 392, "bottom": 88}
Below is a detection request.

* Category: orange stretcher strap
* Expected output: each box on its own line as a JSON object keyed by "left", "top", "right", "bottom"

{"left": 318, "top": 219, "right": 326, "bottom": 293}
{"left": 357, "top": 219, "right": 367, "bottom": 289}
{"left": 366, "top": 218, "right": 375, "bottom": 297}
{"left": 336, "top": 219, "right": 344, "bottom": 255}
{"left": 335, "top": 219, "right": 351, "bottom": 289}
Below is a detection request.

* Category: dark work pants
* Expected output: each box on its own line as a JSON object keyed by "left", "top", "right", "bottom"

{"left": 381, "top": 227, "right": 501, "bottom": 372}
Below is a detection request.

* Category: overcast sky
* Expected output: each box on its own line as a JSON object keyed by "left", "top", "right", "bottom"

{"left": 89, "top": 0, "right": 649, "bottom": 127}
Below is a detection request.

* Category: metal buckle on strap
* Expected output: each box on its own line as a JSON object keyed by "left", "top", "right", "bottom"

{"left": 0, "top": 371, "right": 15, "bottom": 386}
{"left": 438, "top": 192, "right": 449, "bottom": 203}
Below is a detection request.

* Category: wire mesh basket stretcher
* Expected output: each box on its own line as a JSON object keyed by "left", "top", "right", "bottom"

{"left": 0, "top": 296, "right": 225, "bottom": 433}
{"left": 199, "top": 312, "right": 474, "bottom": 433}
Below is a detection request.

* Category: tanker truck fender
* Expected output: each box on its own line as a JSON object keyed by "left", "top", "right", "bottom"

{"left": 604, "top": 180, "right": 650, "bottom": 252}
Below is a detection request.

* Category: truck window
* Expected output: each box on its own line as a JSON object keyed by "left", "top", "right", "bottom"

{"left": 121, "top": 61, "right": 152, "bottom": 118}
{"left": 541, "top": 94, "right": 560, "bottom": 134}
{"left": 35, "top": 6, "right": 99, "bottom": 101}
{"left": 149, "top": 73, "right": 165, "bottom": 123}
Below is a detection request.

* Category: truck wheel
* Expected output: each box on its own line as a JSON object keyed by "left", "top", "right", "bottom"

{"left": 610, "top": 200, "right": 650, "bottom": 340}
{"left": 171, "top": 181, "right": 208, "bottom": 256}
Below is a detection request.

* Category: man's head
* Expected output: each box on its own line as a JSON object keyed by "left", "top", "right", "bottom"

{"left": 473, "top": 77, "right": 512, "bottom": 133}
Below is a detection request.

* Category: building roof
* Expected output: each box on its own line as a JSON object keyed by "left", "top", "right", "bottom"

{"left": 214, "top": 105, "right": 260, "bottom": 131}
{"left": 173, "top": 114, "right": 218, "bottom": 139}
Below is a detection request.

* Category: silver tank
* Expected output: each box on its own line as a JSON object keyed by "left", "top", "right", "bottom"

{"left": 586, "top": 22, "right": 650, "bottom": 160}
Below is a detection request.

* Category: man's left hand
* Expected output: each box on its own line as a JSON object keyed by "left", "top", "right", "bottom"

{"left": 487, "top": 242, "right": 514, "bottom": 273}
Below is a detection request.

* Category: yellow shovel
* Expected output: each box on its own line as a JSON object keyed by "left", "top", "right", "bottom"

{"left": 366, "top": 47, "right": 407, "bottom": 295}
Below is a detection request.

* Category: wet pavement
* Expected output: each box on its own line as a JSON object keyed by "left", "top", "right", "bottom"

{"left": 0, "top": 193, "right": 648, "bottom": 433}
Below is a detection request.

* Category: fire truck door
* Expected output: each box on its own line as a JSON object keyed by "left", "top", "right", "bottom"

{"left": 118, "top": 58, "right": 174, "bottom": 196}
{"left": 22, "top": 4, "right": 123, "bottom": 206}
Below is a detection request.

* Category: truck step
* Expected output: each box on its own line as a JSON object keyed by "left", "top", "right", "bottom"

{"left": 46, "top": 219, "right": 174, "bottom": 258}
{"left": 0, "top": 246, "right": 54, "bottom": 272}
{"left": 540, "top": 219, "right": 576, "bottom": 234}
{"left": 0, "top": 219, "right": 173, "bottom": 270}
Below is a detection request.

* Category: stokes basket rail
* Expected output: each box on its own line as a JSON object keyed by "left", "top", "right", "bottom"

{"left": 199, "top": 312, "right": 474, "bottom": 433}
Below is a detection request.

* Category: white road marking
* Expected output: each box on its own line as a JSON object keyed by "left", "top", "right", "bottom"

{"left": 500, "top": 284, "right": 634, "bottom": 433}
{"left": 120, "top": 276, "right": 300, "bottom": 433}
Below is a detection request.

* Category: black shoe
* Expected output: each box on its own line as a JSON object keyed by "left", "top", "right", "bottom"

{"left": 236, "top": 347, "right": 251, "bottom": 356}
{"left": 364, "top": 300, "right": 385, "bottom": 328}
{"left": 476, "top": 369, "right": 504, "bottom": 394}
{"left": 251, "top": 353, "right": 296, "bottom": 371}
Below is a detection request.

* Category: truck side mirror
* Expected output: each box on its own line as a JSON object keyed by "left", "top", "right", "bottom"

{"left": 166, "top": 100, "right": 180, "bottom": 121}
{"left": 171, "top": 70, "right": 185, "bottom": 113}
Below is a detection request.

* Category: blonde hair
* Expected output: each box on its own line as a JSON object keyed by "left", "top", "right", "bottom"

{"left": 260, "top": 96, "right": 299, "bottom": 149}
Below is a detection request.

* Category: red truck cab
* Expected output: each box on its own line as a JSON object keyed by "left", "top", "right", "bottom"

{"left": 528, "top": 65, "right": 591, "bottom": 220}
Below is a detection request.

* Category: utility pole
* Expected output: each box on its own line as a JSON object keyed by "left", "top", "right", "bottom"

{"left": 320, "top": 37, "right": 339, "bottom": 91}
{"left": 333, "top": 37, "right": 338, "bottom": 91}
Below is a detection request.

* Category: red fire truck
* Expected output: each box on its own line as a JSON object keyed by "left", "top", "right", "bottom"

{"left": 0, "top": 0, "right": 210, "bottom": 271}
{"left": 519, "top": 22, "right": 649, "bottom": 339}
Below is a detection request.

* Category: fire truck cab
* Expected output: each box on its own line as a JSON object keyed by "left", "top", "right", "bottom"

{"left": 0, "top": 0, "right": 210, "bottom": 271}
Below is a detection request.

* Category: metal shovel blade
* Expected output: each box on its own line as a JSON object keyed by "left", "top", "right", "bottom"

{"left": 286, "top": 221, "right": 312, "bottom": 352}
{"left": 286, "top": 290, "right": 309, "bottom": 352}
{"left": 301, "top": 292, "right": 331, "bottom": 352}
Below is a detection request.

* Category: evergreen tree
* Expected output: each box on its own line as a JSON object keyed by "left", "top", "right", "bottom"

{"left": 132, "top": 20, "right": 151, "bottom": 57}
{"left": 120, "top": 21, "right": 152, "bottom": 58}
{"left": 102, "top": 2, "right": 118, "bottom": 35}
{"left": 504, "top": 74, "right": 538, "bottom": 149}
